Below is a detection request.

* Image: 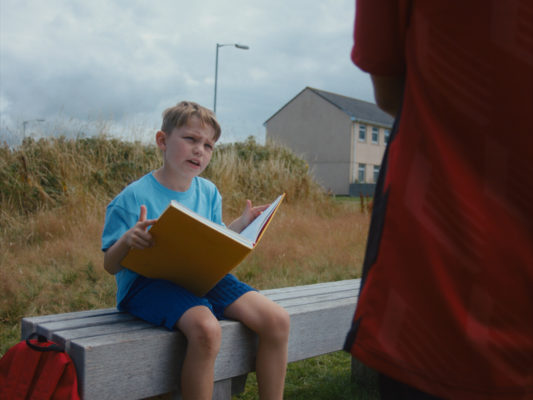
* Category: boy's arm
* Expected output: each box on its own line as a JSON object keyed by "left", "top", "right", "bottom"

{"left": 228, "top": 200, "right": 269, "bottom": 234}
{"left": 103, "top": 205, "right": 157, "bottom": 274}
{"left": 104, "top": 234, "right": 134, "bottom": 274}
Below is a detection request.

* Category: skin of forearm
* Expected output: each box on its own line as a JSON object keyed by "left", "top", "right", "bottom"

{"left": 103, "top": 236, "right": 130, "bottom": 275}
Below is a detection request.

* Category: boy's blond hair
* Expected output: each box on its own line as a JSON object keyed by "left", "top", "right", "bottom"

{"left": 161, "top": 101, "right": 221, "bottom": 141}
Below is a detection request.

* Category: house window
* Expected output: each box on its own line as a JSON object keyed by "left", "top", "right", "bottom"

{"left": 373, "top": 165, "right": 380, "bottom": 182}
{"left": 384, "top": 129, "right": 390, "bottom": 144}
{"left": 358, "top": 124, "right": 366, "bottom": 141}
{"left": 358, "top": 163, "right": 366, "bottom": 182}
{"left": 372, "top": 127, "right": 379, "bottom": 144}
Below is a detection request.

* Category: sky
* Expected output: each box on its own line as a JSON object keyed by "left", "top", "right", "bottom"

{"left": 0, "top": 0, "right": 375, "bottom": 146}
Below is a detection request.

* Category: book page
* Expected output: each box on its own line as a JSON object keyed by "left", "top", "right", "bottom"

{"left": 239, "top": 194, "right": 284, "bottom": 243}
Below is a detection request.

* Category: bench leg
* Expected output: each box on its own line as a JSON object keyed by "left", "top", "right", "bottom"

{"left": 351, "top": 357, "right": 378, "bottom": 395}
{"left": 211, "top": 374, "right": 248, "bottom": 399}
{"left": 166, "top": 374, "right": 247, "bottom": 400}
{"left": 167, "top": 381, "right": 231, "bottom": 400}
{"left": 212, "top": 379, "right": 231, "bottom": 399}
{"left": 230, "top": 374, "right": 247, "bottom": 396}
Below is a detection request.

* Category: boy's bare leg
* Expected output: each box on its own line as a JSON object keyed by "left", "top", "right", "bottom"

{"left": 176, "top": 306, "right": 221, "bottom": 400}
{"left": 225, "top": 291, "right": 290, "bottom": 400}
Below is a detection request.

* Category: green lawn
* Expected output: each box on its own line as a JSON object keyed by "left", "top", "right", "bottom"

{"left": 235, "top": 351, "right": 379, "bottom": 400}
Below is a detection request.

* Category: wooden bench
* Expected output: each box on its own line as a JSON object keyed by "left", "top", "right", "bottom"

{"left": 21, "top": 279, "right": 360, "bottom": 399}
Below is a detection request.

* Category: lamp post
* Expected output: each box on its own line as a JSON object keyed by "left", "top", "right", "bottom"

{"left": 22, "top": 118, "right": 45, "bottom": 137}
{"left": 213, "top": 43, "right": 249, "bottom": 114}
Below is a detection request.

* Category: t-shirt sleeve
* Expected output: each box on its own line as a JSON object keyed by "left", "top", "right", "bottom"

{"left": 101, "top": 197, "right": 138, "bottom": 252}
{"left": 212, "top": 186, "right": 224, "bottom": 226}
{"left": 352, "top": 0, "right": 411, "bottom": 76}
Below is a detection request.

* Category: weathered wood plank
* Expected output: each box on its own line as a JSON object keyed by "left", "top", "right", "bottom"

{"left": 275, "top": 291, "right": 358, "bottom": 309}
{"left": 22, "top": 307, "right": 119, "bottom": 323}
{"left": 21, "top": 279, "right": 361, "bottom": 400}
{"left": 31, "top": 312, "right": 137, "bottom": 332}
{"left": 20, "top": 308, "right": 122, "bottom": 339}
{"left": 51, "top": 320, "right": 155, "bottom": 348}
{"left": 263, "top": 279, "right": 360, "bottom": 300}
{"left": 70, "top": 328, "right": 185, "bottom": 399}
{"left": 212, "top": 379, "right": 231, "bottom": 400}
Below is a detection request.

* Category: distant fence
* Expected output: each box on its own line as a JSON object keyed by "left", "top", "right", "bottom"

{"left": 349, "top": 183, "right": 376, "bottom": 197}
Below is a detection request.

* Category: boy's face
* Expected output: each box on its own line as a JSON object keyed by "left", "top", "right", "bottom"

{"left": 158, "top": 116, "right": 216, "bottom": 185}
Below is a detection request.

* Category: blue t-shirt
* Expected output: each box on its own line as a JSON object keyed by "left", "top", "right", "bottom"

{"left": 102, "top": 172, "right": 223, "bottom": 305}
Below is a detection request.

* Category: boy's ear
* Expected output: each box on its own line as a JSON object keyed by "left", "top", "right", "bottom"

{"left": 155, "top": 130, "right": 167, "bottom": 150}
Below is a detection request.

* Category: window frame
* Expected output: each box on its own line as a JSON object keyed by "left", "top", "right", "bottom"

{"left": 358, "top": 163, "right": 366, "bottom": 182}
{"left": 371, "top": 127, "right": 379, "bottom": 144}
{"left": 384, "top": 129, "right": 390, "bottom": 144}
{"left": 358, "top": 124, "right": 367, "bottom": 142}
{"left": 373, "top": 165, "right": 380, "bottom": 183}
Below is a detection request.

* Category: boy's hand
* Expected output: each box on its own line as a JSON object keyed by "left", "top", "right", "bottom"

{"left": 126, "top": 205, "right": 157, "bottom": 249}
{"left": 103, "top": 205, "right": 157, "bottom": 275}
{"left": 229, "top": 200, "right": 270, "bottom": 233}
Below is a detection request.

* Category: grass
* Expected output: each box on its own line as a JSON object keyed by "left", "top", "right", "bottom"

{"left": 0, "top": 134, "right": 376, "bottom": 398}
{"left": 236, "top": 351, "right": 379, "bottom": 400}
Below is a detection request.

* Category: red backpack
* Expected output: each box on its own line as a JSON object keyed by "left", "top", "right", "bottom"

{"left": 0, "top": 333, "right": 80, "bottom": 400}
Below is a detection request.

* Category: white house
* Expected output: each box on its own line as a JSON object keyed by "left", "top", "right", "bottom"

{"left": 265, "top": 87, "right": 394, "bottom": 195}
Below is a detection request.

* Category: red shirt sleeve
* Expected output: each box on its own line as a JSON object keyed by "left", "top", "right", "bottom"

{"left": 352, "top": 0, "right": 411, "bottom": 76}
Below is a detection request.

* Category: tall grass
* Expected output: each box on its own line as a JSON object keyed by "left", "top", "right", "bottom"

{"left": 206, "top": 138, "right": 327, "bottom": 214}
{"left": 0, "top": 134, "right": 372, "bottom": 398}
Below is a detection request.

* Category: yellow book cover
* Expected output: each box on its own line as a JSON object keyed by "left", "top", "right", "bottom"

{"left": 122, "top": 194, "right": 285, "bottom": 296}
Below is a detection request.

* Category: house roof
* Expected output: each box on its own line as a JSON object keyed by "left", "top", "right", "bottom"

{"left": 309, "top": 87, "right": 394, "bottom": 126}
{"left": 264, "top": 86, "right": 394, "bottom": 127}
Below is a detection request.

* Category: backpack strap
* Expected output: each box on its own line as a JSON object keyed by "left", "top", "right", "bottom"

{"left": 24, "top": 333, "right": 71, "bottom": 400}
{"left": 25, "top": 332, "right": 63, "bottom": 353}
{"left": 0, "top": 333, "right": 79, "bottom": 400}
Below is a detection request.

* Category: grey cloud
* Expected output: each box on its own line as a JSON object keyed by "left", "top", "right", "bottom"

{"left": 0, "top": 0, "right": 373, "bottom": 144}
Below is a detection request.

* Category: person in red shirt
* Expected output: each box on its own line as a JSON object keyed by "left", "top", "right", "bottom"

{"left": 344, "top": 1, "right": 533, "bottom": 399}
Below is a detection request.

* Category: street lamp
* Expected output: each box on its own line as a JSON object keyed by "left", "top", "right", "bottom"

{"left": 22, "top": 118, "right": 45, "bottom": 137}
{"left": 213, "top": 43, "right": 249, "bottom": 114}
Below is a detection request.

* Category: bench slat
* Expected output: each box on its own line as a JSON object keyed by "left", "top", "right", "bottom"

{"left": 262, "top": 279, "right": 360, "bottom": 299}
{"left": 32, "top": 312, "right": 137, "bottom": 333}
{"left": 51, "top": 320, "right": 155, "bottom": 346}
{"left": 276, "top": 290, "right": 359, "bottom": 309}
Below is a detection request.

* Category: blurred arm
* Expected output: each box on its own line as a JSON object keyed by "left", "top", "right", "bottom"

{"left": 370, "top": 74, "right": 405, "bottom": 118}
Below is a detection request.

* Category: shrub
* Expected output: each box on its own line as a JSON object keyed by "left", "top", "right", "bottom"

{"left": 0, "top": 135, "right": 328, "bottom": 234}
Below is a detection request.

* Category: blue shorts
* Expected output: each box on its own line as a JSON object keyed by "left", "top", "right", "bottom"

{"left": 118, "top": 274, "right": 256, "bottom": 330}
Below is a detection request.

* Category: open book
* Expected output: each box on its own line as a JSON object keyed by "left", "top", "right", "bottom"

{"left": 122, "top": 193, "right": 285, "bottom": 296}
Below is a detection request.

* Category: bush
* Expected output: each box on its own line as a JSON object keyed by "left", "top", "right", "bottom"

{"left": 204, "top": 136, "right": 326, "bottom": 213}
{"left": 1, "top": 135, "right": 327, "bottom": 232}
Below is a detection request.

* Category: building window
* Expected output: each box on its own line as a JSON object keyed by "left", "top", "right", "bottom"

{"left": 384, "top": 129, "right": 390, "bottom": 144}
{"left": 372, "top": 127, "right": 379, "bottom": 144}
{"left": 373, "top": 165, "right": 380, "bottom": 182}
{"left": 358, "top": 124, "right": 366, "bottom": 141}
{"left": 358, "top": 163, "right": 366, "bottom": 182}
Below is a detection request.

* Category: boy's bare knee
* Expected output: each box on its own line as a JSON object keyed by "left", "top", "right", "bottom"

{"left": 180, "top": 311, "right": 222, "bottom": 355}
{"left": 263, "top": 305, "right": 290, "bottom": 343}
{"left": 276, "top": 306, "right": 291, "bottom": 338}
{"left": 191, "top": 317, "right": 221, "bottom": 350}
